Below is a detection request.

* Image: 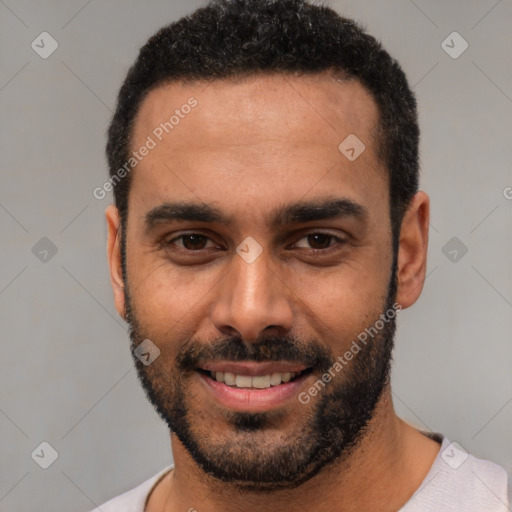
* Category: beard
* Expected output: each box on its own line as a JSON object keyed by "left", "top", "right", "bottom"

{"left": 124, "top": 255, "right": 399, "bottom": 491}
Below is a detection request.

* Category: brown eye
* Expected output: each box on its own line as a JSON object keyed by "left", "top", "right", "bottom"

{"left": 170, "top": 234, "right": 214, "bottom": 251}
{"left": 294, "top": 232, "right": 344, "bottom": 250}
{"left": 306, "top": 233, "right": 334, "bottom": 249}
{"left": 182, "top": 234, "right": 208, "bottom": 250}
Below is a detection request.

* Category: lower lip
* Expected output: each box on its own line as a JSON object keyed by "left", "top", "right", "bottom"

{"left": 199, "top": 371, "right": 310, "bottom": 412}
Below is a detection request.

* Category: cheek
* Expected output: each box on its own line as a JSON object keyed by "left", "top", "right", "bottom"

{"left": 285, "top": 258, "right": 391, "bottom": 346}
{"left": 129, "top": 259, "right": 222, "bottom": 333}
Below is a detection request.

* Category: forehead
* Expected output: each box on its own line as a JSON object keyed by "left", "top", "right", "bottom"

{"left": 129, "top": 72, "right": 386, "bottom": 227}
{"left": 133, "top": 72, "right": 380, "bottom": 149}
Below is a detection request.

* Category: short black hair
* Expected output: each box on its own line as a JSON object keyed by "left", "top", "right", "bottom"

{"left": 106, "top": 0, "right": 419, "bottom": 249}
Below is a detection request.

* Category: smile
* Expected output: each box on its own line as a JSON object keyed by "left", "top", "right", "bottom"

{"left": 199, "top": 368, "right": 311, "bottom": 389}
{"left": 196, "top": 361, "right": 314, "bottom": 411}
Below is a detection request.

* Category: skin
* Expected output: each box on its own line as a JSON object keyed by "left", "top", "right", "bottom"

{"left": 105, "top": 72, "right": 438, "bottom": 511}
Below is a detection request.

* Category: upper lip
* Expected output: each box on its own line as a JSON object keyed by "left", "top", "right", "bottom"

{"left": 198, "top": 360, "right": 308, "bottom": 377}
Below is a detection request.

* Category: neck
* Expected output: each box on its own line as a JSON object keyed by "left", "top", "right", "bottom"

{"left": 152, "top": 385, "right": 440, "bottom": 512}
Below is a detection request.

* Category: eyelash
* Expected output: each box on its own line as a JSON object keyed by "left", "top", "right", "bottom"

{"left": 163, "top": 232, "right": 347, "bottom": 253}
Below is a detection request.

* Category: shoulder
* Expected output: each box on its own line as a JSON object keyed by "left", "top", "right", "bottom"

{"left": 88, "top": 466, "right": 173, "bottom": 512}
{"left": 402, "top": 436, "right": 509, "bottom": 511}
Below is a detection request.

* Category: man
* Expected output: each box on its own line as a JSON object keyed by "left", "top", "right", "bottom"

{"left": 95, "top": 0, "right": 510, "bottom": 510}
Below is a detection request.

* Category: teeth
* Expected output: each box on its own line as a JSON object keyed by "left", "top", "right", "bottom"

{"left": 211, "top": 371, "right": 300, "bottom": 388}
{"left": 224, "top": 372, "right": 236, "bottom": 385}
{"left": 270, "top": 372, "right": 282, "bottom": 385}
{"left": 252, "top": 375, "right": 271, "bottom": 389}
{"left": 235, "top": 375, "right": 252, "bottom": 388}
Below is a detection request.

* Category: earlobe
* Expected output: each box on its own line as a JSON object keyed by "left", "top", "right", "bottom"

{"left": 395, "top": 191, "right": 430, "bottom": 309}
{"left": 105, "top": 205, "right": 126, "bottom": 320}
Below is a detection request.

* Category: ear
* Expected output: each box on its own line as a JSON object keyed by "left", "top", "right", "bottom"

{"left": 395, "top": 191, "right": 430, "bottom": 309}
{"left": 105, "top": 205, "right": 126, "bottom": 320}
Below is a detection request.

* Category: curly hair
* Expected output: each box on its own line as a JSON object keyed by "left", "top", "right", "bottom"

{"left": 106, "top": 0, "right": 419, "bottom": 248}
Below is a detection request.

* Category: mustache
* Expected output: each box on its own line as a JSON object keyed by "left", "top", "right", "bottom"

{"left": 176, "top": 334, "right": 334, "bottom": 373}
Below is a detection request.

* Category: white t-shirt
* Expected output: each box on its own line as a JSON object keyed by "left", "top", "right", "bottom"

{"left": 90, "top": 435, "right": 510, "bottom": 511}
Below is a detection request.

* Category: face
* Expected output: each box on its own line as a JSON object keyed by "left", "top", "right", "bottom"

{"left": 109, "top": 72, "right": 404, "bottom": 490}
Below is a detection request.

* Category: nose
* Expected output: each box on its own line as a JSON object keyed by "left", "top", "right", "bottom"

{"left": 210, "top": 247, "right": 294, "bottom": 342}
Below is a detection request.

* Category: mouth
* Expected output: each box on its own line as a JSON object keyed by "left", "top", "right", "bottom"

{"left": 196, "top": 361, "right": 314, "bottom": 412}
{"left": 197, "top": 367, "right": 313, "bottom": 389}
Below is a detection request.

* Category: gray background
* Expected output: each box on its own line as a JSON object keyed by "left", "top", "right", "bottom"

{"left": 1, "top": 0, "right": 511, "bottom": 510}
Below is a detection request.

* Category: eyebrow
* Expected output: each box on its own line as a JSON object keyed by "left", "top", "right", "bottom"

{"left": 144, "top": 198, "right": 368, "bottom": 233}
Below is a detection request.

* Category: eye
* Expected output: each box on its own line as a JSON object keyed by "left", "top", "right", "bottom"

{"left": 292, "top": 232, "right": 346, "bottom": 250}
{"left": 167, "top": 233, "right": 218, "bottom": 251}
